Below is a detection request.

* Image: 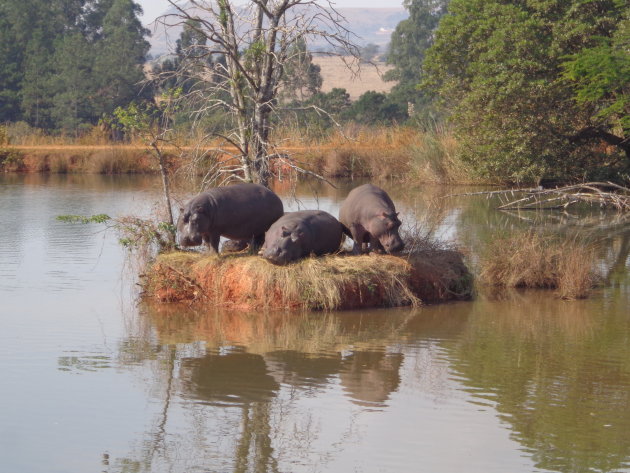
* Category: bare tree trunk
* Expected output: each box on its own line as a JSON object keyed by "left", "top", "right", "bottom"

{"left": 160, "top": 0, "right": 360, "bottom": 188}
{"left": 152, "top": 142, "right": 175, "bottom": 234}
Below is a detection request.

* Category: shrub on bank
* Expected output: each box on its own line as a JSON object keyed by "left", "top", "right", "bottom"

{"left": 0, "top": 148, "right": 25, "bottom": 171}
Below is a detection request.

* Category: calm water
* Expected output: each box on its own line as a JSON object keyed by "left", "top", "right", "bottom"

{"left": 1, "top": 173, "right": 630, "bottom": 473}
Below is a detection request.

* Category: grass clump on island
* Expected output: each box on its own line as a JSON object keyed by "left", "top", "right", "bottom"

{"left": 144, "top": 243, "right": 473, "bottom": 310}
{"left": 478, "top": 231, "right": 602, "bottom": 300}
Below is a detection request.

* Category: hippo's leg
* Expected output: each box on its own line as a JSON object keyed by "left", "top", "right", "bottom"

{"left": 250, "top": 234, "right": 265, "bottom": 253}
{"left": 349, "top": 224, "right": 367, "bottom": 255}
{"left": 368, "top": 235, "right": 385, "bottom": 254}
{"left": 203, "top": 233, "right": 221, "bottom": 255}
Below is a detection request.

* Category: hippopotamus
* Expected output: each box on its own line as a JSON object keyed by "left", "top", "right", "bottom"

{"left": 339, "top": 183, "right": 404, "bottom": 254}
{"left": 221, "top": 239, "right": 249, "bottom": 253}
{"left": 177, "top": 183, "right": 284, "bottom": 254}
{"left": 261, "top": 210, "right": 349, "bottom": 265}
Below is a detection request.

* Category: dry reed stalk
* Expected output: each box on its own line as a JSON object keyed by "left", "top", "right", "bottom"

{"left": 556, "top": 244, "right": 602, "bottom": 299}
{"left": 85, "top": 149, "right": 149, "bottom": 174}
{"left": 479, "top": 232, "right": 600, "bottom": 299}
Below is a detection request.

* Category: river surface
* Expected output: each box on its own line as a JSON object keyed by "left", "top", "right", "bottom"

{"left": 1, "top": 173, "right": 630, "bottom": 473}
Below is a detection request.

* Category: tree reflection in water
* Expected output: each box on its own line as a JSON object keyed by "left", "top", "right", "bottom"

{"left": 107, "top": 307, "right": 430, "bottom": 472}
{"left": 446, "top": 292, "right": 630, "bottom": 473}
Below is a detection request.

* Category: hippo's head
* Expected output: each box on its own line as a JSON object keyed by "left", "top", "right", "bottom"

{"left": 262, "top": 227, "right": 304, "bottom": 265}
{"left": 176, "top": 205, "right": 207, "bottom": 247}
{"left": 374, "top": 212, "right": 404, "bottom": 254}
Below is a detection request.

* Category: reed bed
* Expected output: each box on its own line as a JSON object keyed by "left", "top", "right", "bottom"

{"left": 478, "top": 231, "right": 601, "bottom": 300}
{"left": 3, "top": 123, "right": 468, "bottom": 183}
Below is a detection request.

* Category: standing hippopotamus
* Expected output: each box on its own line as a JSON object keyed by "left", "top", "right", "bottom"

{"left": 339, "top": 183, "right": 404, "bottom": 254}
{"left": 261, "top": 210, "right": 348, "bottom": 265}
{"left": 177, "top": 183, "right": 284, "bottom": 254}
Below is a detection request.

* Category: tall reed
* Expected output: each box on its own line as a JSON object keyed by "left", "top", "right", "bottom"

{"left": 479, "top": 231, "right": 601, "bottom": 299}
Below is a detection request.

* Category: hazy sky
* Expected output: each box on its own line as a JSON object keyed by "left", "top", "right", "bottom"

{"left": 136, "top": 0, "right": 404, "bottom": 24}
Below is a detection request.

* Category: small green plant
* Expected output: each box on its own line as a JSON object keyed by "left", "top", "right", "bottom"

{"left": 0, "top": 148, "right": 25, "bottom": 171}
{"left": 57, "top": 214, "right": 176, "bottom": 253}
{"left": 57, "top": 214, "right": 112, "bottom": 224}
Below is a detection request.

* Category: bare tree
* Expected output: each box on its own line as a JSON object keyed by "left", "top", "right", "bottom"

{"left": 157, "top": 0, "right": 360, "bottom": 188}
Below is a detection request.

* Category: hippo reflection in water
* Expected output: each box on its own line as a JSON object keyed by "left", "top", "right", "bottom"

{"left": 177, "top": 183, "right": 284, "bottom": 254}
{"left": 339, "top": 183, "right": 404, "bottom": 254}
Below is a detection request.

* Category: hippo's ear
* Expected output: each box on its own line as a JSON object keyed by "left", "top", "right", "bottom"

{"left": 290, "top": 230, "right": 304, "bottom": 243}
{"left": 193, "top": 205, "right": 204, "bottom": 214}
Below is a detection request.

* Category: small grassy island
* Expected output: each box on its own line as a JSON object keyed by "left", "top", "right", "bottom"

{"left": 145, "top": 249, "right": 473, "bottom": 311}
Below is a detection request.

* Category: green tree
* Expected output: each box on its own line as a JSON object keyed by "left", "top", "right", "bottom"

{"left": 359, "top": 43, "right": 380, "bottom": 63}
{"left": 562, "top": 14, "right": 630, "bottom": 158}
{"left": 281, "top": 38, "right": 323, "bottom": 102}
{"left": 0, "top": 0, "right": 27, "bottom": 121}
{"left": 50, "top": 33, "right": 95, "bottom": 133}
{"left": 343, "top": 91, "right": 407, "bottom": 125}
{"left": 385, "top": 0, "right": 449, "bottom": 110}
{"left": 423, "top": 0, "right": 628, "bottom": 183}
{"left": 93, "top": 0, "right": 151, "bottom": 115}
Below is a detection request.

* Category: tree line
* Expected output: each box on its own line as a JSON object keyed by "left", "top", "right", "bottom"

{"left": 1, "top": 0, "right": 627, "bottom": 184}
{"left": 0, "top": 0, "right": 150, "bottom": 133}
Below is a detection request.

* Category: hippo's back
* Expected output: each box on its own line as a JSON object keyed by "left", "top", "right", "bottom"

{"left": 339, "top": 184, "right": 395, "bottom": 224}
{"left": 207, "top": 183, "right": 284, "bottom": 239}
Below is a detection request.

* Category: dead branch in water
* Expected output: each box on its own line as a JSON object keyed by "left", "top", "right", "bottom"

{"left": 448, "top": 182, "right": 630, "bottom": 211}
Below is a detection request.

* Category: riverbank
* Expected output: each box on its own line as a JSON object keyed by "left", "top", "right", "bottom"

{"left": 0, "top": 125, "right": 472, "bottom": 183}
{"left": 145, "top": 249, "right": 473, "bottom": 310}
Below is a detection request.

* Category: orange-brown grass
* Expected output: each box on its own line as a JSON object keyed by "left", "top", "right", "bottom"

{"left": 479, "top": 231, "right": 601, "bottom": 300}
{"left": 5, "top": 122, "right": 469, "bottom": 183}
{"left": 145, "top": 247, "right": 472, "bottom": 311}
{"left": 283, "top": 124, "right": 418, "bottom": 179}
{"left": 18, "top": 148, "right": 156, "bottom": 174}
{"left": 84, "top": 149, "right": 150, "bottom": 174}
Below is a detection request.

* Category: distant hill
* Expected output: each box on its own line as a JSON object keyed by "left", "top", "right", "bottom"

{"left": 146, "top": 7, "right": 408, "bottom": 58}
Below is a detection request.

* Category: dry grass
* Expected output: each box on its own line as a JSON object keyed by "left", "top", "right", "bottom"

{"left": 84, "top": 149, "right": 149, "bottom": 174}
{"left": 285, "top": 124, "right": 418, "bottom": 179}
{"left": 407, "top": 126, "right": 472, "bottom": 183}
{"left": 479, "top": 231, "right": 601, "bottom": 300}
{"left": 5, "top": 122, "right": 469, "bottom": 184}
{"left": 313, "top": 56, "right": 394, "bottom": 100}
{"left": 146, "top": 245, "right": 472, "bottom": 310}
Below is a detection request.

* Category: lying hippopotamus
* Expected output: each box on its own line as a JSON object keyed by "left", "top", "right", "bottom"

{"left": 339, "top": 183, "right": 404, "bottom": 254}
{"left": 261, "top": 210, "right": 349, "bottom": 265}
{"left": 177, "top": 183, "right": 284, "bottom": 254}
